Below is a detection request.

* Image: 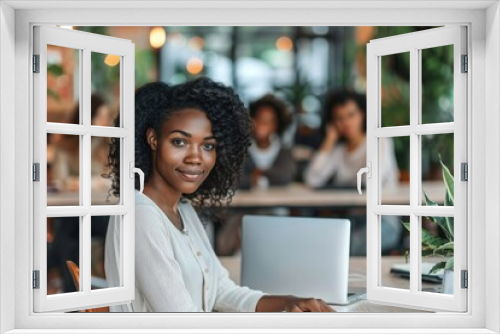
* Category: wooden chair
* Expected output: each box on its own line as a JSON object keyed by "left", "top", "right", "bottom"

{"left": 65, "top": 260, "right": 110, "bottom": 313}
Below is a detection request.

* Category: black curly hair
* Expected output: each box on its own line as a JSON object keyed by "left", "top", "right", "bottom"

{"left": 248, "top": 93, "right": 291, "bottom": 137}
{"left": 320, "top": 90, "right": 367, "bottom": 141}
{"left": 107, "top": 77, "right": 252, "bottom": 209}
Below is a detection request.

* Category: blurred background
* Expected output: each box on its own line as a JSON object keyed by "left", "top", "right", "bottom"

{"left": 45, "top": 26, "right": 454, "bottom": 296}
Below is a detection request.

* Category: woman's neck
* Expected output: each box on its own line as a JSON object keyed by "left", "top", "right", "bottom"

{"left": 143, "top": 174, "right": 181, "bottom": 217}
{"left": 346, "top": 133, "right": 366, "bottom": 152}
{"left": 255, "top": 137, "right": 271, "bottom": 149}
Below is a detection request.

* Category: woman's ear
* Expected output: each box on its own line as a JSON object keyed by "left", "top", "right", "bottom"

{"left": 146, "top": 128, "right": 158, "bottom": 151}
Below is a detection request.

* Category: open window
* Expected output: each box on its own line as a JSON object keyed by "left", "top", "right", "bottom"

{"left": 364, "top": 26, "right": 467, "bottom": 312}
{"left": 33, "top": 26, "right": 136, "bottom": 312}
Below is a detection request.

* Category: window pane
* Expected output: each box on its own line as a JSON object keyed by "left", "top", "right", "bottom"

{"left": 421, "top": 45, "right": 454, "bottom": 124}
{"left": 421, "top": 133, "right": 454, "bottom": 206}
{"left": 381, "top": 215, "right": 410, "bottom": 290}
{"left": 419, "top": 216, "right": 454, "bottom": 295}
{"left": 91, "top": 216, "right": 120, "bottom": 289}
{"left": 381, "top": 52, "right": 410, "bottom": 127}
{"left": 91, "top": 136, "right": 119, "bottom": 205}
{"left": 47, "top": 134, "right": 80, "bottom": 206}
{"left": 47, "top": 45, "right": 80, "bottom": 124}
{"left": 47, "top": 217, "right": 81, "bottom": 294}
{"left": 380, "top": 137, "right": 409, "bottom": 205}
{"left": 91, "top": 52, "right": 120, "bottom": 127}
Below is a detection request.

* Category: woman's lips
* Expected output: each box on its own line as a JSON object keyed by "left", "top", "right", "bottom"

{"left": 177, "top": 169, "right": 204, "bottom": 182}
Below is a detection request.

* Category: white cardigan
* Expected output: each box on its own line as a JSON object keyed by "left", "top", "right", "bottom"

{"left": 104, "top": 191, "right": 266, "bottom": 312}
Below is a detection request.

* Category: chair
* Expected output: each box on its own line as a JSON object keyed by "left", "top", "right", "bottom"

{"left": 65, "top": 260, "right": 110, "bottom": 313}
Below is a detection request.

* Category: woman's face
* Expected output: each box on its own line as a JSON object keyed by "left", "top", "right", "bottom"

{"left": 331, "top": 100, "right": 365, "bottom": 140}
{"left": 92, "top": 105, "right": 111, "bottom": 127}
{"left": 149, "top": 108, "right": 217, "bottom": 195}
{"left": 253, "top": 107, "right": 278, "bottom": 141}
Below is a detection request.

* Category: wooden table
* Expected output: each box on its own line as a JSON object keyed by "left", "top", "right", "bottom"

{"left": 47, "top": 182, "right": 445, "bottom": 207}
{"left": 230, "top": 182, "right": 445, "bottom": 208}
{"left": 219, "top": 255, "right": 437, "bottom": 312}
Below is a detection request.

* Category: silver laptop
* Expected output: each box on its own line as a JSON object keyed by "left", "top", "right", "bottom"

{"left": 241, "top": 215, "right": 366, "bottom": 305}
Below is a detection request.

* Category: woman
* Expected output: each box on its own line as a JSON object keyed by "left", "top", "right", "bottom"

{"left": 303, "top": 90, "right": 401, "bottom": 255}
{"left": 304, "top": 90, "right": 398, "bottom": 189}
{"left": 240, "top": 94, "right": 296, "bottom": 189}
{"left": 104, "top": 78, "right": 334, "bottom": 312}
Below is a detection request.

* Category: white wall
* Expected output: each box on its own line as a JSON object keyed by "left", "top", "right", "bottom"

{"left": 0, "top": 2, "right": 16, "bottom": 333}
{"left": 485, "top": 2, "right": 500, "bottom": 333}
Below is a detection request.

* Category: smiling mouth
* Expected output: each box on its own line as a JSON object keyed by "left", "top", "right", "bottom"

{"left": 177, "top": 169, "right": 204, "bottom": 182}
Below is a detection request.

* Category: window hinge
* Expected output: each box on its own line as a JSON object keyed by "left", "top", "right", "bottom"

{"left": 33, "top": 54, "right": 40, "bottom": 73}
{"left": 461, "top": 270, "right": 468, "bottom": 289}
{"left": 33, "top": 270, "right": 40, "bottom": 289}
{"left": 33, "top": 163, "right": 40, "bottom": 182}
{"left": 461, "top": 162, "right": 468, "bottom": 181}
{"left": 461, "top": 54, "right": 468, "bottom": 73}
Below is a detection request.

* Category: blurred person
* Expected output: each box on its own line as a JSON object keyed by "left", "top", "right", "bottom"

{"left": 304, "top": 90, "right": 401, "bottom": 255}
{"left": 104, "top": 78, "right": 334, "bottom": 312}
{"left": 240, "top": 94, "right": 296, "bottom": 189}
{"left": 51, "top": 94, "right": 114, "bottom": 192}
{"left": 48, "top": 94, "right": 114, "bottom": 293}
{"left": 217, "top": 94, "right": 296, "bottom": 256}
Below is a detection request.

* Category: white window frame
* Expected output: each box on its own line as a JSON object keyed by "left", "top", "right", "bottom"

{"left": 366, "top": 26, "right": 468, "bottom": 312}
{"left": 0, "top": 1, "right": 498, "bottom": 333}
{"left": 32, "top": 25, "right": 136, "bottom": 313}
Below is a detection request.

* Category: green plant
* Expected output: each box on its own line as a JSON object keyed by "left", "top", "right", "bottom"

{"left": 402, "top": 156, "right": 454, "bottom": 274}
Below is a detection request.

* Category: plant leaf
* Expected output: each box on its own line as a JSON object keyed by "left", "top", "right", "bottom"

{"left": 445, "top": 257, "right": 454, "bottom": 270}
{"left": 424, "top": 215, "right": 453, "bottom": 242}
{"left": 421, "top": 228, "right": 448, "bottom": 248}
{"left": 430, "top": 261, "right": 446, "bottom": 274}
{"left": 423, "top": 190, "right": 439, "bottom": 207}
{"left": 444, "top": 192, "right": 454, "bottom": 241}
{"left": 432, "top": 241, "right": 454, "bottom": 256}
{"left": 402, "top": 221, "right": 411, "bottom": 233}
{"left": 439, "top": 154, "right": 454, "bottom": 203}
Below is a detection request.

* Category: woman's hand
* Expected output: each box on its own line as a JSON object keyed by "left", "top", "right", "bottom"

{"left": 256, "top": 295, "right": 335, "bottom": 312}
{"left": 319, "top": 124, "right": 339, "bottom": 153}
{"left": 284, "top": 296, "right": 335, "bottom": 312}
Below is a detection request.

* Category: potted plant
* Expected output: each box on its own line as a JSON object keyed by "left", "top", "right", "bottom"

{"left": 402, "top": 156, "right": 454, "bottom": 293}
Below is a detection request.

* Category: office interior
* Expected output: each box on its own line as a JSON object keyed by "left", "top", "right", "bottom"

{"left": 44, "top": 26, "right": 454, "bottom": 309}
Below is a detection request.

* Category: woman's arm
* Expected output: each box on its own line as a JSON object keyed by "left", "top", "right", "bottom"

{"left": 255, "top": 295, "right": 335, "bottom": 312}
{"left": 303, "top": 125, "right": 340, "bottom": 188}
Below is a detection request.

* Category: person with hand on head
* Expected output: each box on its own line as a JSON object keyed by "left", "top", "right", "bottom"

{"left": 104, "top": 78, "right": 335, "bottom": 312}
{"left": 304, "top": 90, "right": 398, "bottom": 190}
{"left": 303, "top": 90, "right": 401, "bottom": 256}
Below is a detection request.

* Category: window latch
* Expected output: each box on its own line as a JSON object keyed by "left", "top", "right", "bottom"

{"left": 129, "top": 162, "right": 145, "bottom": 193}
{"left": 357, "top": 162, "right": 371, "bottom": 195}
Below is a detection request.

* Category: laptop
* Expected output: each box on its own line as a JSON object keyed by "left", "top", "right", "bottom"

{"left": 241, "top": 215, "right": 366, "bottom": 305}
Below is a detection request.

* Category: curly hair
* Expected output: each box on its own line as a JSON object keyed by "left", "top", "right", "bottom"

{"left": 248, "top": 93, "right": 291, "bottom": 137}
{"left": 320, "top": 90, "right": 367, "bottom": 141}
{"left": 107, "top": 77, "right": 252, "bottom": 209}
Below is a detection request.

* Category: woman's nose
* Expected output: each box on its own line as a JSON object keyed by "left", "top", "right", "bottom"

{"left": 185, "top": 145, "right": 202, "bottom": 164}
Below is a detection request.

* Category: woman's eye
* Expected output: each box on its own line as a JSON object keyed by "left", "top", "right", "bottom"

{"left": 203, "top": 143, "right": 215, "bottom": 151}
{"left": 172, "top": 138, "right": 186, "bottom": 146}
